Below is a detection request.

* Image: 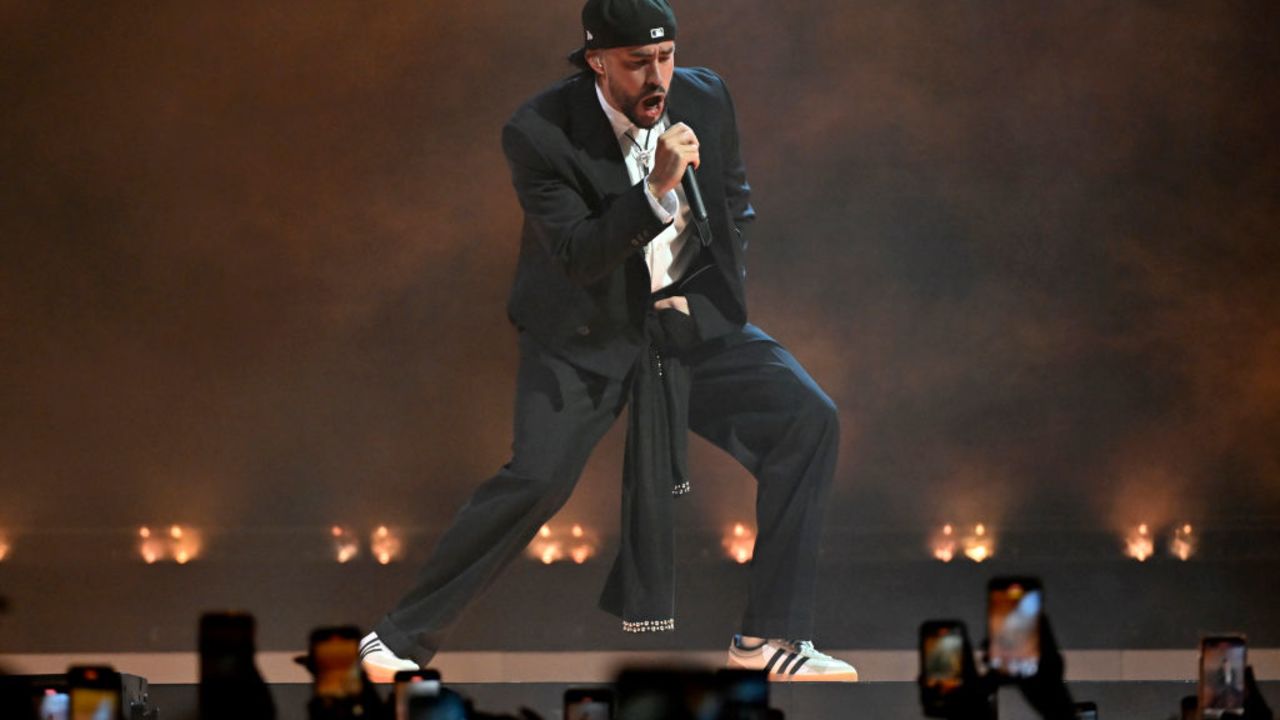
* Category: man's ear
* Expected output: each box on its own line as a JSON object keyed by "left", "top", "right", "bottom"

{"left": 585, "top": 50, "right": 605, "bottom": 76}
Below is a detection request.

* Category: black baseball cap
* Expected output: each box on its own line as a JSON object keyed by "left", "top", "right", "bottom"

{"left": 568, "top": 0, "right": 678, "bottom": 69}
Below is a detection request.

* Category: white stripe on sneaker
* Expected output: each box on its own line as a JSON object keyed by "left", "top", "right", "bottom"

{"left": 763, "top": 647, "right": 787, "bottom": 674}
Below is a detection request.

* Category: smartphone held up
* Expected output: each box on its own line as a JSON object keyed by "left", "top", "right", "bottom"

{"left": 919, "top": 620, "right": 972, "bottom": 717}
{"left": 1200, "top": 634, "right": 1247, "bottom": 718}
{"left": 987, "top": 576, "right": 1043, "bottom": 679}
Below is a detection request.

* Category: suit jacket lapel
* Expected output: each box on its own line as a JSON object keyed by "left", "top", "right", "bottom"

{"left": 665, "top": 73, "right": 713, "bottom": 247}
{"left": 566, "top": 74, "right": 632, "bottom": 202}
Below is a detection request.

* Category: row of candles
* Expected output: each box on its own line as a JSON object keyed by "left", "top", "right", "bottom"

{"left": 927, "top": 522, "right": 1198, "bottom": 563}
{"left": 0, "top": 522, "right": 1197, "bottom": 565}
{"left": 524, "top": 521, "right": 760, "bottom": 566}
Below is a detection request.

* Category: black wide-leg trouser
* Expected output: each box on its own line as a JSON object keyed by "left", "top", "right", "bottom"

{"left": 374, "top": 323, "right": 839, "bottom": 666}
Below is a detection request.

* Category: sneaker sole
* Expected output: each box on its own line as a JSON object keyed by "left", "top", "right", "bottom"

{"left": 362, "top": 659, "right": 418, "bottom": 684}
{"left": 776, "top": 670, "right": 859, "bottom": 682}
{"left": 727, "top": 654, "right": 860, "bottom": 683}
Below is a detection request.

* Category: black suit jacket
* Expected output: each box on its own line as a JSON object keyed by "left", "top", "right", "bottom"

{"left": 501, "top": 66, "right": 755, "bottom": 379}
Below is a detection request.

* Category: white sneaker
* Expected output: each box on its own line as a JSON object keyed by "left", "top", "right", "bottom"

{"left": 727, "top": 635, "right": 859, "bottom": 682}
{"left": 359, "top": 631, "right": 420, "bottom": 683}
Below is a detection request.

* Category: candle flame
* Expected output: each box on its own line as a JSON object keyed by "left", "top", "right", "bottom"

{"left": 370, "top": 526, "right": 402, "bottom": 564}
{"left": 961, "top": 523, "right": 994, "bottom": 562}
{"left": 528, "top": 524, "right": 596, "bottom": 564}
{"left": 723, "top": 522, "right": 756, "bottom": 564}
{"left": 139, "top": 524, "right": 201, "bottom": 564}
{"left": 1125, "top": 523, "right": 1154, "bottom": 561}
{"left": 1169, "top": 522, "right": 1196, "bottom": 561}
{"left": 932, "top": 522, "right": 958, "bottom": 562}
{"left": 331, "top": 525, "right": 360, "bottom": 563}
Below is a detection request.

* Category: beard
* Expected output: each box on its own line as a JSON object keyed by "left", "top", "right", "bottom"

{"left": 610, "top": 77, "right": 667, "bottom": 129}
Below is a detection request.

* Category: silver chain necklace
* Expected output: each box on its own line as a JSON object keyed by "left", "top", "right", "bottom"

{"left": 624, "top": 128, "right": 654, "bottom": 176}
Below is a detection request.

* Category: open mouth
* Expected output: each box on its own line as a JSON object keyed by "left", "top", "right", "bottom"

{"left": 640, "top": 93, "right": 665, "bottom": 115}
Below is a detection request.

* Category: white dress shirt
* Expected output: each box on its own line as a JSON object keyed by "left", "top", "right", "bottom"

{"left": 595, "top": 82, "right": 696, "bottom": 293}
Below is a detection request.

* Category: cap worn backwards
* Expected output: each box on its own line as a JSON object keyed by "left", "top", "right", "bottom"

{"left": 569, "top": 0, "right": 678, "bottom": 68}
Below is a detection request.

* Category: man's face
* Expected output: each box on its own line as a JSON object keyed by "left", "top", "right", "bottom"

{"left": 588, "top": 41, "right": 675, "bottom": 129}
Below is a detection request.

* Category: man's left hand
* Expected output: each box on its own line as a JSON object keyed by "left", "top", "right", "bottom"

{"left": 654, "top": 296, "right": 689, "bottom": 315}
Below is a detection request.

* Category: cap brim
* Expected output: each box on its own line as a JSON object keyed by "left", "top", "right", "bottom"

{"left": 568, "top": 47, "right": 590, "bottom": 70}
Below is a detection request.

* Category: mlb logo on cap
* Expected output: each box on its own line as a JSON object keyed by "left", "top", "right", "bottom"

{"left": 650, "top": 27, "right": 664, "bottom": 38}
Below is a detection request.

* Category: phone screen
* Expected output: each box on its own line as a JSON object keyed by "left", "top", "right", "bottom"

{"left": 921, "top": 623, "right": 965, "bottom": 693}
{"left": 311, "top": 634, "right": 362, "bottom": 699}
{"left": 1200, "top": 635, "right": 1246, "bottom": 717}
{"left": 407, "top": 688, "right": 466, "bottom": 720}
{"left": 396, "top": 671, "right": 442, "bottom": 720}
{"left": 70, "top": 688, "right": 120, "bottom": 720}
{"left": 67, "top": 667, "right": 122, "bottom": 720}
{"left": 38, "top": 690, "right": 70, "bottom": 720}
{"left": 987, "top": 578, "right": 1042, "bottom": 677}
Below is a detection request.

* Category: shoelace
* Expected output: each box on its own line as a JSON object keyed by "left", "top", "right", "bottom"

{"left": 791, "top": 640, "right": 834, "bottom": 660}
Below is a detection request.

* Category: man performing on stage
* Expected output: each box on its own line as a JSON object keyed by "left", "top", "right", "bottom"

{"left": 360, "top": 0, "right": 858, "bottom": 683}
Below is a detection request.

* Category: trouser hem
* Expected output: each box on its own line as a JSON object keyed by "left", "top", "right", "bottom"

{"left": 374, "top": 614, "right": 439, "bottom": 667}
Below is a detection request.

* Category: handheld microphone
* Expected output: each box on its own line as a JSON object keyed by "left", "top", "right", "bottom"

{"left": 682, "top": 165, "right": 708, "bottom": 223}
{"left": 682, "top": 161, "right": 712, "bottom": 246}
{"left": 663, "top": 104, "right": 712, "bottom": 245}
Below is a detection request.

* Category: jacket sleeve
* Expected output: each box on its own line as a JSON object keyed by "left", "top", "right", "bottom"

{"left": 503, "top": 120, "right": 670, "bottom": 287}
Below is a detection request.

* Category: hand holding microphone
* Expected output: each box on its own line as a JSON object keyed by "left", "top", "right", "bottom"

{"left": 647, "top": 122, "right": 700, "bottom": 197}
{"left": 647, "top": 121, "right": 711, "bottom": 238}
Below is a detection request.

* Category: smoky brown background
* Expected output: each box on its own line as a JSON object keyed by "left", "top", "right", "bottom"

{"left": 2, "top": 1, "right": 1277, "bottom": 544}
